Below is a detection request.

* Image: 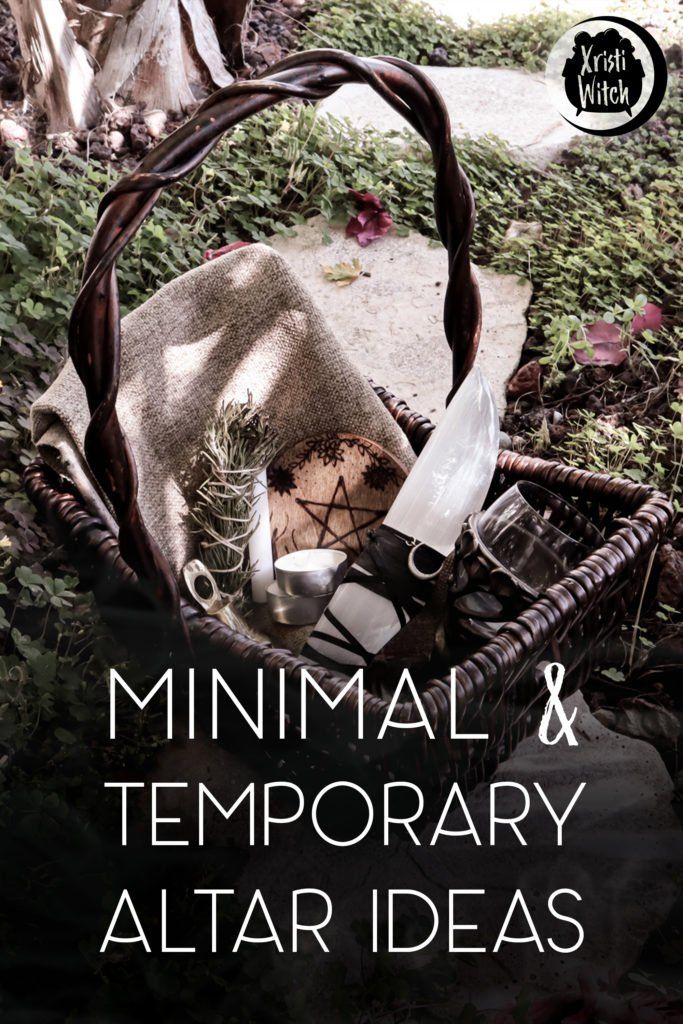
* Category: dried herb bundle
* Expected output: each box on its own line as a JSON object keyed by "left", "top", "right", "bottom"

{"left": 189, "top": 398, "right": 278, "bottom": 604}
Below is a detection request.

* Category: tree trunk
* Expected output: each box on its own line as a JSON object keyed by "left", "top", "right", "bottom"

{"left": 9, "top": 0, "right": 239, "bottom": 131}
{"left": 205, "top": 0, "right": 253, "bottom": 70}
{"left": 8, "top": 0, "right": 99, "bottom": 130}
{"left": 95, "top": 0, "right": 233, "bottom": 112}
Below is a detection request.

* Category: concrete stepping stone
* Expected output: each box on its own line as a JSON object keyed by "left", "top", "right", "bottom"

{"left": 426, "top": 0, "right": 678, "bottom": 47}
{"left": 318, "top": 66, "right": 580, "bottom": 168}
{"left": 425, "top": 0, "right": 551, "bottom": 21}
{"left": 270, "top": 217, "right": 531, "bottom": 420}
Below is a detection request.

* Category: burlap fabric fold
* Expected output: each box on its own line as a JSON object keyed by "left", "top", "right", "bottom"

{"left": 31, "top": 244, "right": 415, "bottom": 575}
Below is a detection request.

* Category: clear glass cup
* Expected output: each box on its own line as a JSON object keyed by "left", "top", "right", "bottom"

{"left": 443, "top": 481, "right": 605, "bottom": 658}
{"left": 475, "top": 481, "right": 605, "bottom": 596}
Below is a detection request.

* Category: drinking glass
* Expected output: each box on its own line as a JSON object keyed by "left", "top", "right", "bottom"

{"left": 444, "top": 481, "right": 605, "bottom": 652}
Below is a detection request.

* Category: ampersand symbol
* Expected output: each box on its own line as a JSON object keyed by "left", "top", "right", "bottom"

{"left": 538, "top": 662, "right": 578, "bottom": 747}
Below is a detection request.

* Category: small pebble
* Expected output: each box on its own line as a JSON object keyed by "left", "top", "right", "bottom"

{"left": 0, "top": 117, "right": 28, "bottom": 146}
{"left": 498, "top": 430, "right": 513, "bottom": 450}
{"left": 109, "top": 105, "right": 134, "bottom": 130}
{"left": 109, "top": 130, "right": 125, "bottom": 151}
{"left": 144, "top": 109, "right": 167, "bottom": 139}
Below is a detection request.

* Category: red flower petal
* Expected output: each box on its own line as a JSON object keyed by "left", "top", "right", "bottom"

{"left": 346, "top": 188, "right": 394, "bottom": 246}
{"left": 356, "top": 213, "right": 392, "bottom": 246}
{"left": 348, "top": 188, "right": 383, "bottom": 210}
{"left": 203, "top": 240, "right": 251, "bottom": 261}
{"left": 573, "top": 320, "right": 629, "bottom": 366}
{"left": 345, "top": 215, "right": 364, "bottom": 241}
{"left": 631, "top": 302, "right": 663, "bottom": 335}
{"left": 375, "top": 210, "right": 393, "bottom": 232}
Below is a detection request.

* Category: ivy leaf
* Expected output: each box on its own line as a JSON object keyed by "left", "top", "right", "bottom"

{"left": 29, "top": 651, "right": 57, "bottom": 689}
{"left": 54, "top": 727, "right": 76, "bottom": 745}
{"left": 322, "top": 258, "right": 363, "bottom": 288}
{"left": 601, "top": 666, "right": 625, "bottom": 682}
{"left": 15, "top": 565, "right": 44, "bottom": 591}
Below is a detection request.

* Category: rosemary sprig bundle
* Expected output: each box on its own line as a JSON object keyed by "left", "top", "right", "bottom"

{"left": 189, "top": 398, "right": 278, "bottom": 605}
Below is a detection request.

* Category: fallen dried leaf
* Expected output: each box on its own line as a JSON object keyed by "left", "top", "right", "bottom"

{"left": 572, "top": 304, "right": 663, "bottom": 369}
{"left": 595, "top": 696, "right": 680, "bottom": 748}
{"left": 503, "top": 220, "right": 543, "bottom": 243}
{"left": 322, "top": 258, "right": 363, "bottom": 287}
{"left": 108, "top": 105, "right": 135, "bottom": 130}
{"left": 573, "top": 320, "right": 629, "bottom": 366}
{"left": 507, "top": 359, "right": 541, "bottom": 398}
{"left": 657, "top": 543, "right": 683, "bottom": 608}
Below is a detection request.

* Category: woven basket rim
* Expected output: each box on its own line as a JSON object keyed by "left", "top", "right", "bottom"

{"left": 25, "top": 445, "right": 673, "bottom": 704}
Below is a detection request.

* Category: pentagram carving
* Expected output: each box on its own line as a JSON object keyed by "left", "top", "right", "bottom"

{"left": 297, "top": 474, "right": 387, "bottom": 552}
{"left": 268, "top": 434, "right": 407, "bottom": 560}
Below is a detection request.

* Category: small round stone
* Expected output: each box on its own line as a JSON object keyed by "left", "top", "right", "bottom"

{"left": 109, "top": 130, "right": 125, "bottom": 151}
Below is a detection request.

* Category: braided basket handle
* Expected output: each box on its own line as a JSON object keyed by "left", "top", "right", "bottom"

{"left": 68, "top": 49, "right": 481, "bottom": 626}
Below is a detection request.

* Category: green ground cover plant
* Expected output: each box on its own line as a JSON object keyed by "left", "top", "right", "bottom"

{"left": 302, "top": 0, "right": 683, "bottom": 64}
{"left": 302, "top": 0, "right": 577, "bottom": 70}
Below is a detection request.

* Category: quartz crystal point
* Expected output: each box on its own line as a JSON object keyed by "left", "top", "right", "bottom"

{"left": 303, "top": 367, "right": 499, "bottom": 671}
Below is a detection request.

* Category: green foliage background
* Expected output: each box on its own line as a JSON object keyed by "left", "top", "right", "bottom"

{"left": 302, "top": 0, "right": 576, "bottom": 69}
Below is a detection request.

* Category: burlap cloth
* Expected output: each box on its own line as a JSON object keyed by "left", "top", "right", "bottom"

{"left": 31, "top": 243, "right": 416, "bottom": 577}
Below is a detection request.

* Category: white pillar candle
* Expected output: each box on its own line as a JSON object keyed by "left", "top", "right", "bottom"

{"left": 249, "top": 468, "right": 274, "bottom": 604}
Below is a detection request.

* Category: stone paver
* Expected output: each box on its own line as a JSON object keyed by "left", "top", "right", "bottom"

{"left": 318, "top": 66, "right": 580, "bottom": 168}
{"left": 425, "top": 0, "right": 678, "bottom": 48}
{"left": 271, "top": 217, "right": 531, "bottom": 419}
{"left": 425, "top": 0, "right": 555, "bottom": 23}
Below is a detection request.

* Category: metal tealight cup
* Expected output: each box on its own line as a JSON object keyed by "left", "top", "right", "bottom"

{"left": 267, "top": 548, "right": 348, "bottom": 625}
{"left": 274, "top": 549, "right": 348, "bottom": 597}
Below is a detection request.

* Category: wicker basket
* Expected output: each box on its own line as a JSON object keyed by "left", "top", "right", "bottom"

{"left": 24, "top": 51, "right": 673, "bottom": 814}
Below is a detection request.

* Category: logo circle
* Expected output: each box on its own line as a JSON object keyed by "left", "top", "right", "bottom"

{"left": 545, "top": 16, "right": 667, "bottom": 136}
